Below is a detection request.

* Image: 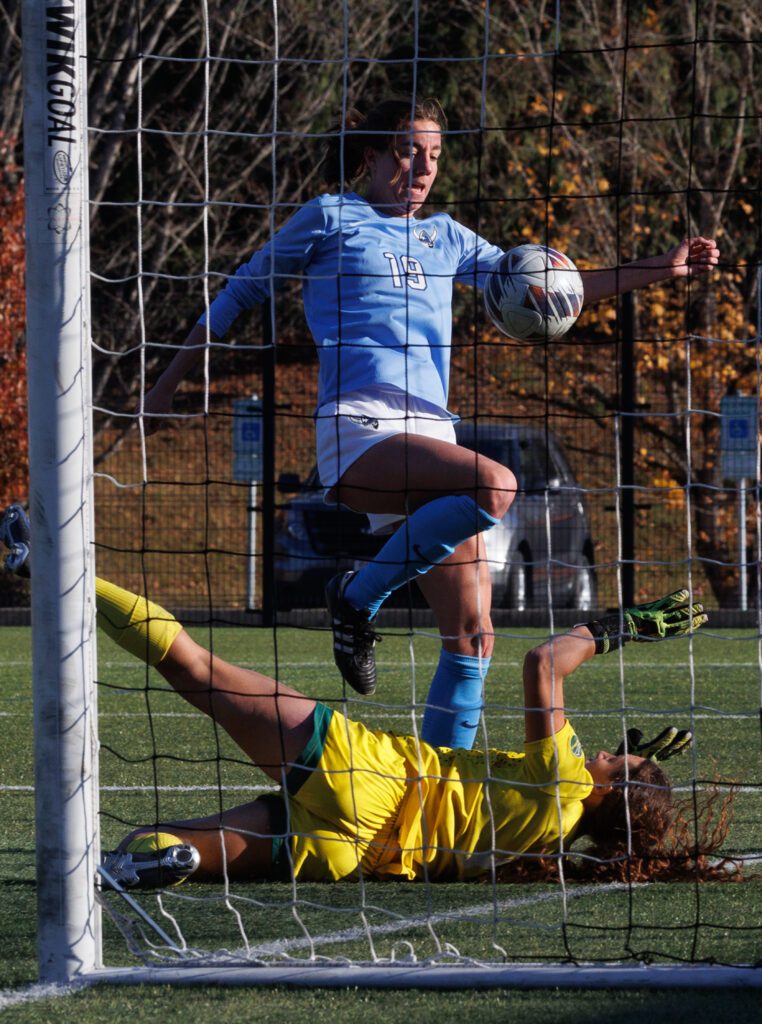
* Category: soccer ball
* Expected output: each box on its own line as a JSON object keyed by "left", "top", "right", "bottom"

{"left": 484, "top": 244, "right": 584, "bottom": 343}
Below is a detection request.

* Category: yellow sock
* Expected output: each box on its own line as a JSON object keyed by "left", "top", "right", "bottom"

{"left": 126, "top": 831, "right": 184, "bottom": 853}
{"left": 95, "top": 578, "right": 183, "bottom": 666}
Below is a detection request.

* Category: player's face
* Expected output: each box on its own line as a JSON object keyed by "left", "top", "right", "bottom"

{"left": 365, "top": 119, "right": 442, "bottom": 218}
{"left": 585, "top": 749, "right": 648, "bottom": 786}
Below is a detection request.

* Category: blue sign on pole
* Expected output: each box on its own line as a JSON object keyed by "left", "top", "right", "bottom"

{"left": 720, "top": 396, "right": 758, "bottom": 480}
{"left": 232, "top": 397, "right": 264, "bottom": 482}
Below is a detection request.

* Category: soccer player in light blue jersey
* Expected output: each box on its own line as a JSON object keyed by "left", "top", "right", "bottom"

{"left": 142, "top": 97, "right": 720, "bottom": 750}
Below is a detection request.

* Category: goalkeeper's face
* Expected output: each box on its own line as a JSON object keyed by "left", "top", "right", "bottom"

{"left": 586, "top": 750, "right": 648, "bottom": 787}
{"left": 366, "top": 119, "right": 442, "bottom": 218}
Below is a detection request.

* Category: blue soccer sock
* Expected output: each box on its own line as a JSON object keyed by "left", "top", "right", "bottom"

{"left": 344, "top": 494, "right": 499, "bottom": 618}
{"left": 421, "top": 649, "right": 490, "bottom": 750}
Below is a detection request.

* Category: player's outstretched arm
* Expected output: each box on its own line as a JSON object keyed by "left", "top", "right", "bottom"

{"left": 139, "top": 323, "right": 220, "bottom": 434}
{"left": 522, "top": 625, "right": 597, "bottom": 742}
{"left": 522, "top": 590, "right": 707, "bottom": 743}
{"left": 581, "top": 236, "right": 720, "bottom": 303}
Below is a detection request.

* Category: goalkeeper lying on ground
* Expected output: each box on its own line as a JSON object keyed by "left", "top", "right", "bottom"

{"left": 2, "top": 504, "right": 731, "bottom": 888}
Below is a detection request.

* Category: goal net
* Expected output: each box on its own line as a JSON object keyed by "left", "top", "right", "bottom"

{"left": 22, "top": 0, "right": 761, "bottom": 988}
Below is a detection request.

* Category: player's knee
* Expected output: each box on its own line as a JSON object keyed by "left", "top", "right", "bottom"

{"left": 442, "top": 621, "right": 494, "bottom": 659}
{"left": 477, "top": 464, "right": 516, "bottom": 520}
{"left": 523, "top": 643, "right": 552, "bottom": 683}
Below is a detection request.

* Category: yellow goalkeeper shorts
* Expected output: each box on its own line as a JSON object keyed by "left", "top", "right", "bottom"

{"left": 280, "top": 703, "right": 409, "bottom": 882}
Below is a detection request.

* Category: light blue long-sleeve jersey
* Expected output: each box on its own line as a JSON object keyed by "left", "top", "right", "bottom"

{"left": 199, "top": 193, "right": 506, "bottom": 410}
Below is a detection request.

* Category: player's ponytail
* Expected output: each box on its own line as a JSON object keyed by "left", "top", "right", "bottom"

{"left": 320, "top": 96, "right": 447, "bottom": 189}
{"left": 320, "top": 106, "right": 367, "bottom": 187}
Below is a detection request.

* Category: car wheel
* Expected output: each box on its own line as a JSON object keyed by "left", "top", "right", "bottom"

{"left": 570, "top": 556, "right": 597, "bottom": 612}
{"left": 506, "top": 558, "right": 530, "bottom": 612}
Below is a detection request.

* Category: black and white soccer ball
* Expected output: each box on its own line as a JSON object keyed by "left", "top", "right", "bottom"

{"left": 484, "top": 244, "right": 584, "bottom": 343}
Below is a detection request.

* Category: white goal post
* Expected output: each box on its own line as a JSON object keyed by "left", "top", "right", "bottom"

{"left": 20, "top": 0, "right": 761, "bottom": 992}
{"left": 22, "top": 0, "right": 100, "bottom": 984}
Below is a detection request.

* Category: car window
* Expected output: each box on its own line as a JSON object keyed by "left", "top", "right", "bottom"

{"left": 519, "top": 438, "right": 554, "bottom": 490}
{"left": 547, "top": 443, "right": 573, "bottom": 484}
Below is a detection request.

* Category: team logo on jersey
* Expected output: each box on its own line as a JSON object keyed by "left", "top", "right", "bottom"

{"left": 413, "top": 225, "right": 437, "bottom": 248}
{"left": 347, "top": 415, "right": 379, "bottom": 430}
{"left": 570, "top": 733, "right": 583, "bottom": 758}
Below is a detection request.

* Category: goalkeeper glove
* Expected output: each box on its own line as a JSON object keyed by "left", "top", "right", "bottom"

{"left": 584, "top": 589, "right": 707, "bottom": 655}
{"left": 615, "top": 726, "right": 692, "bottom": 762}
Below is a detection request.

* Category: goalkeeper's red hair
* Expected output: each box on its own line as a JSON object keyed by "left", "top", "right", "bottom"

{"left": 578, "top": 762, "right": 738, "bottom": 882}
{"left": 496, "top": 764, "right": 738, "bottom": 884}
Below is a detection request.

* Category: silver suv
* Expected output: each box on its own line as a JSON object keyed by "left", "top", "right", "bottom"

{"left": 274, "top": 421, "right": 597, "bottom": 612}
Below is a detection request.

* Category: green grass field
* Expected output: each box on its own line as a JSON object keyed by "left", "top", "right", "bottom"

{"left": 1, "top": 622, "right": 760, "bottom": 1020}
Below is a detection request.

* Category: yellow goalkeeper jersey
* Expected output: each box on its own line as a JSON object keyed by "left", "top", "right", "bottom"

{"left": 285, "top": 706, "right": 593, "bottom": 882}
{"left": 384, "top": 718, "right": 592, "bottom": 881}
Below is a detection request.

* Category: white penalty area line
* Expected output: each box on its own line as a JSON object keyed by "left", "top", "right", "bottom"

{"left": 208, "top": 883, "right": 632, "bottom": 960}
{"left": 142, "top": 863, "right": 762, "bottom": 963}
{"left": 255, "top": 866, "right": 754, "bottom": 959}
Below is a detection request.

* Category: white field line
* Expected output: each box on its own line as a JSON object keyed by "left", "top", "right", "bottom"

{"left": 4, "top": 783, "right": 759, "bottom": 795}
{"left": 5, "top": 659, "right": 762, "bottom": 670}
{"left": 97, "top": 659, "right": 762, "bottom": 670}
{"left": 0, "top": 708, "right": 757, "bottom": 720}
{"left": 5, "top": 878, "right": 760, "bottom": 993}
{"left": 192, "top": 883, "right": 630, "bottom": 960}
{"left": 104, "top": 863, "right": 762, "bottom": 963}
{"left": 2, "top": 783, "right": 279, "bottom": 793}
{"left": 118, "top": 884, "right": 626, "bottom": 962}
{"left": 0, "top": 983, "right": 75, "bottom": 1011}
{"left": 244, "top": 871, "right": 762, "bottom": 960}
{"left": 184, "top": 863, "right": 762, "bottom": 960}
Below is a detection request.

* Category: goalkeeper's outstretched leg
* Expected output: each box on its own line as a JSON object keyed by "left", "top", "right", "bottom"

{"left": 94, "top": 575, "right": 319, "bottom": 887}
{"left": 95, "top": 576, "right": 319, "bottom": 777}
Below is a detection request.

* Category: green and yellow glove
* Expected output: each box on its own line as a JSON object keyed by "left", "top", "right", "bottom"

{"left": 615, "top": 726, "right": 693, "bottom": 761}
{"left": 585, "top": 589, "right": 707, "bottom": 655}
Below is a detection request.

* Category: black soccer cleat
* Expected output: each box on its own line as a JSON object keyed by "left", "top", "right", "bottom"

{"left": 99, "top": 840, "right": 201, "bottom": 891}
{"left": 0, "top": 503, "right": 30, "bottom": 578}
{"left": 325, "top": 570, "right": 381, "bottom": 696}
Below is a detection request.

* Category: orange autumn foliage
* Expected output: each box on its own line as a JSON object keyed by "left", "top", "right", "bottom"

{"left": 0, "top": 140, "right": 28, "bottom": 505}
